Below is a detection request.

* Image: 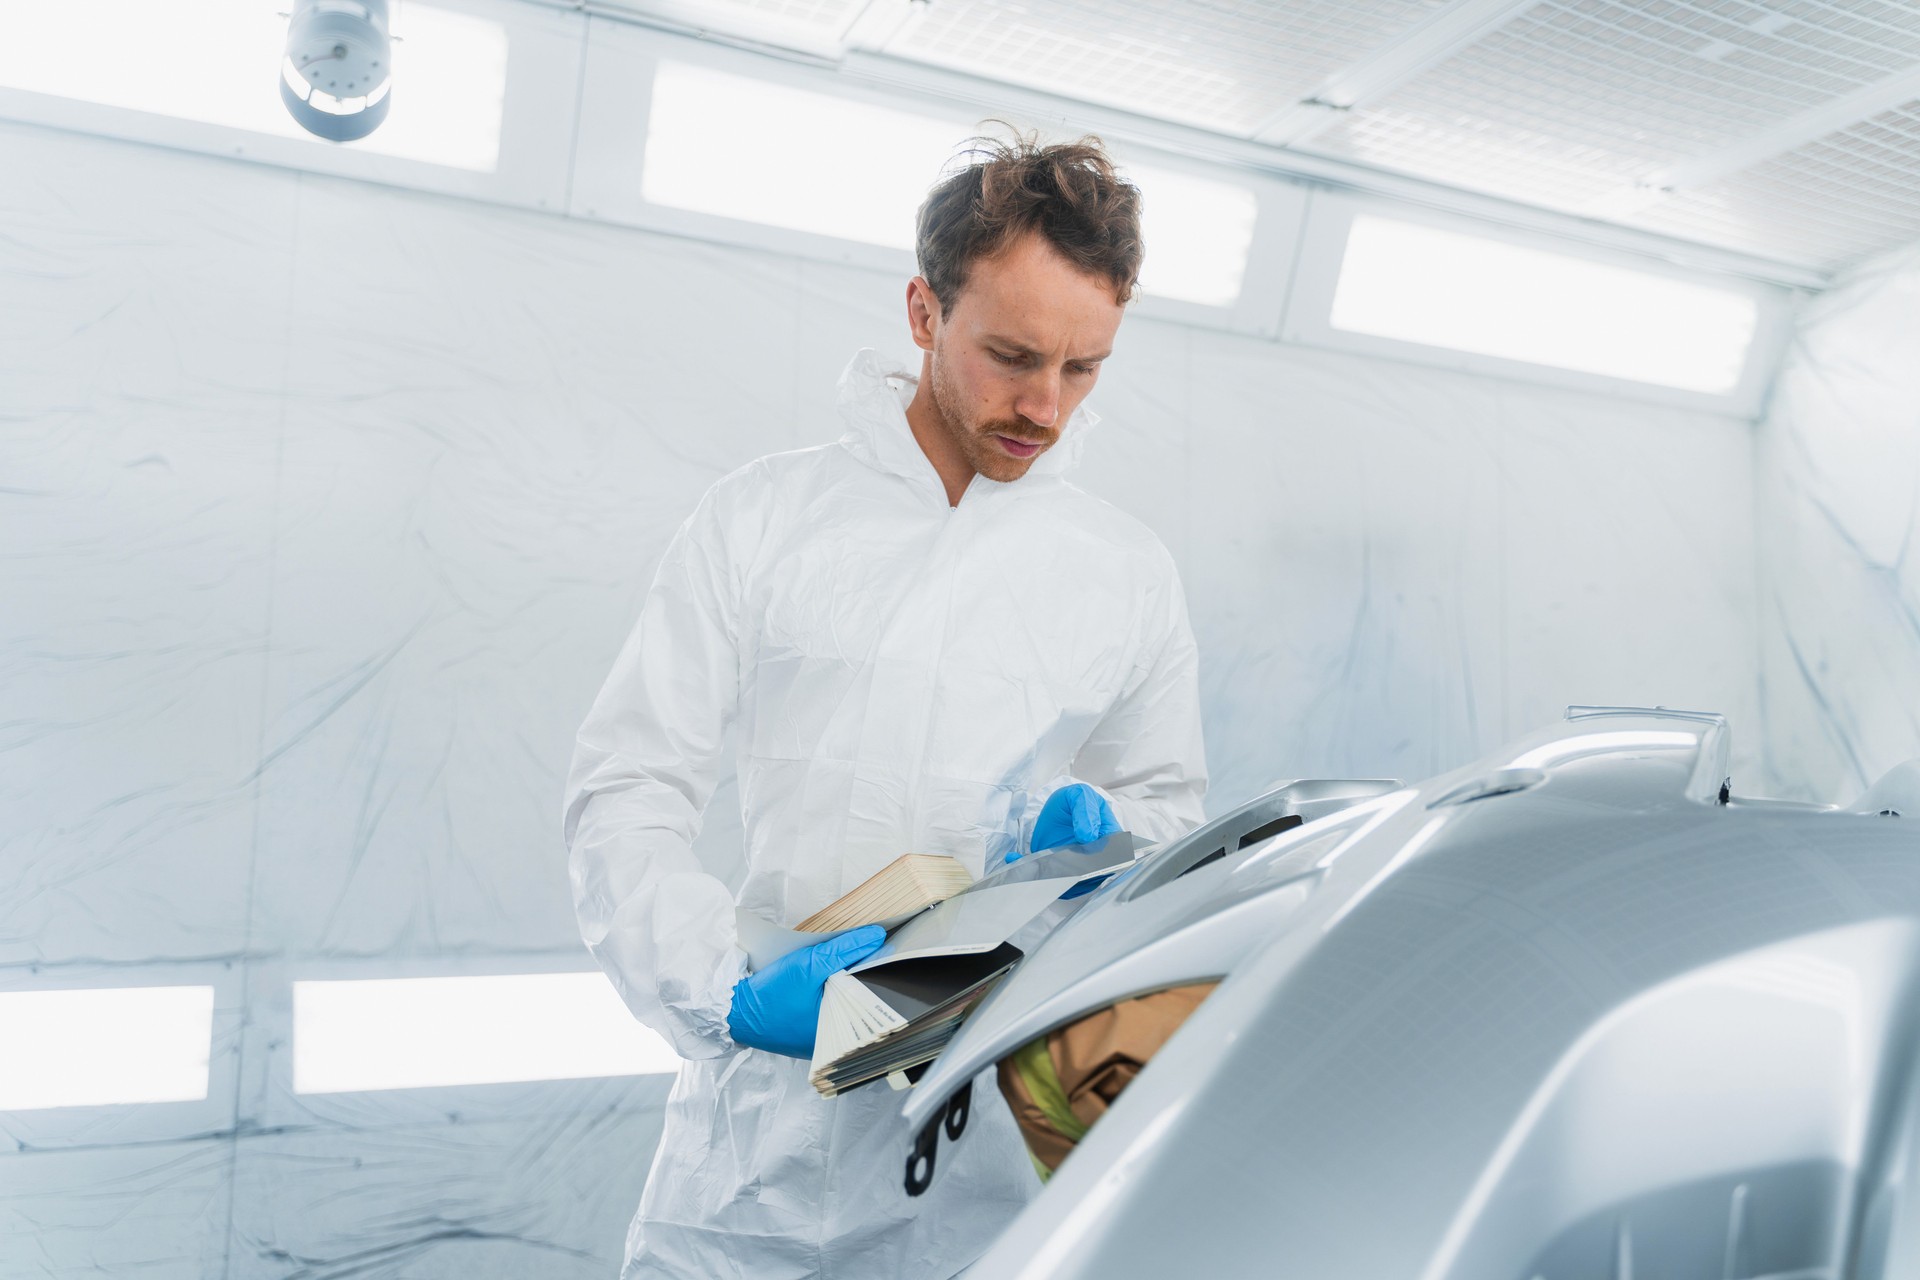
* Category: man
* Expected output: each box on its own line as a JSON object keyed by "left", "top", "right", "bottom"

{"left": 564, "top": 135, "right": 1207, "bottom": 1279}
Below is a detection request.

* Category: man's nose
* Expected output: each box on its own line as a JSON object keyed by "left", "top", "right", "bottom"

{"left": 1016, "top": 370, "right": 1062, "bottom": 430}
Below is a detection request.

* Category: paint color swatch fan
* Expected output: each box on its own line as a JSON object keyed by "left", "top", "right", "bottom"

{"left": 796, "top": 855, "right": 976, "bottom": 933}
{"left": 808, "top": 833, "right": 1138, "bottom": 1096}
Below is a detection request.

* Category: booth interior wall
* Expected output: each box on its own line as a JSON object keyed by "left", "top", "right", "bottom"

{"left": 0, "top": 119, "right": 1760, "bottom": 1275}
{"left": 1754, "top": 246, "right": 1920, "bottom": 805}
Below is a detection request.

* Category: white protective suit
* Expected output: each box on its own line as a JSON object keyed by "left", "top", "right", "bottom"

{"left": 564, "top": 348, "right": 1208, "bottom": 1279}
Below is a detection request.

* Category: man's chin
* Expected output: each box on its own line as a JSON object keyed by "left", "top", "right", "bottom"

{"left": 969, "top": 433, "right": 1053, "bottom": 483}
{"left": 972, "top": 452, "right": 1041, "bottom": 483}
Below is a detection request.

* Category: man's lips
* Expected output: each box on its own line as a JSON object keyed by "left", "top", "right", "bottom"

{"left": 994, "top": 434, "right": 1044, "bottom": 459}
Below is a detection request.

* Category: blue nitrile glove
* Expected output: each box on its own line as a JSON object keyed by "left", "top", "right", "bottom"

{"left": 1005, "top": 784, "right": 1124, "bottom": 898}
{"left": 727, "top": 924, "right": 887, "bottom": 1059}
{"left": 1032, "top": 783, "right": 1121, "bottom": 854}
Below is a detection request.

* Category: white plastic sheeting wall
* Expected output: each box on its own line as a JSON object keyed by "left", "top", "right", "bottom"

{"left": 0, "top": 117, "right": 1762, "bottom": 1276}
{"left": 1756, "top": 246, "right": 1920, "bottom": 805}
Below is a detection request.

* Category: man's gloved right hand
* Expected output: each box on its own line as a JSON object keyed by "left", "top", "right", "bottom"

{"left": 727, "top": 924, "right": 887, "bottom": 1059}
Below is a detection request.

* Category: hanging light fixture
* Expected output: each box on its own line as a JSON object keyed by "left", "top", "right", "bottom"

{"left": 280, "top": 0, "right": 392, "bottom": 142}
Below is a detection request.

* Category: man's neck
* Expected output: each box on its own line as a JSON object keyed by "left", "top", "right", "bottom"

{"left": 904, "top": 376, "right": 976, "bottom": 508}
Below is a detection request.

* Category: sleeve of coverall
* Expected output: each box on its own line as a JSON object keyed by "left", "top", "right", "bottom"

{"left": 563, "top": 482, "right": 753, "bottom": 1061}
{"left": 1070, "top": 558, "right": 1209, "bottom": 845}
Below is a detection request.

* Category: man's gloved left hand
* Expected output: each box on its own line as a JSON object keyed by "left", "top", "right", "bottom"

{"left": 1031, "top": 783, "right": 1121, "bottom": 853}
{"left": 1005, "top": 784, "right": 1124, "bottom": 897}
{"left": 727, "top": 924, "right": 887, "bottom": 1059}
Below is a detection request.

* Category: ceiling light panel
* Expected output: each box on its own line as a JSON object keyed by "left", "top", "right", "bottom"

{"left": 642, "top": 61, "right": 962, "bottom": 249}
{"left": 725, "top": 0, "right": 867, "bottom": 24}
{"left": 1128, "top": 162, "right": 1260, "bottom": 306}
{"left": 1628, "top": 97, "right": 1920, "bottom": 269}
{"left": 1305, "top": 0, "right": 1920, "bottom": 219}
{"left": 640, "top": 62, "right": 1261, "bottom": 304}
{"left": 636, "top": 0, "right": 871, "bottom": 33}
{"left": 883, "top": 0, "right": 1451, "bottom": 134}
{"left": 1328, "top": 213, "right": 1761, "bottom": 394}
{"left": 0, "top": 0, "right": 508, "bottom": 172}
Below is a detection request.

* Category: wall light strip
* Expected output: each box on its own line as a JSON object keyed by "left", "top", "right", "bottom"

{"left": 640, "top": 61, "right": 1259, "bottom": 308}
{"left": 1129, "top": 162, "right": 1259, "bottom": 308}
{"left": 1329, "top": 215, "right": 1761, "bottom": 394}
{"left": 0, "top": 985, "right": 215, "bottom": 1111}
{"left": 292, "top": 972, "right": 680, "bottom": 1094}
{"left": 641, "top": 60, "right": 956, "bottom": 252}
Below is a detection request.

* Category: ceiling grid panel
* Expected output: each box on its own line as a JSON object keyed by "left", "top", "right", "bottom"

{"left": 1300, "top": 0, "right": 1920, "bottom": 255}
{"left": 881, "top": 0, "right": 1453, "bottom": 133}
{"left": 567, "top": 0, "right": 1920, "bottom": 273}
{"left": 1251, "top": 0, "right": 1547, "bottom": 146}
{"left": 1630, "top": 98, "right": 1920, "bottom": 265}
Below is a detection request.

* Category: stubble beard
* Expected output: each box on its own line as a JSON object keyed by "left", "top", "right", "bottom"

{"left": 929, "top": 354, "right": 1057, "bottom": 484}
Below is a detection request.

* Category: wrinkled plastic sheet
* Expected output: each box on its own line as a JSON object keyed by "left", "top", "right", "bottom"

{"left": 0, "top": 114, "right": 1772, "bottom": 1275}
{"left": 1753, "top": 245, "right": 1920, "bottom": 805}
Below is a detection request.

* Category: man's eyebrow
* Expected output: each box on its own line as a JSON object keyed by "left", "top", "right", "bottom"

{"left": 981, "top": 336, "right": 1112, "bottom": 363}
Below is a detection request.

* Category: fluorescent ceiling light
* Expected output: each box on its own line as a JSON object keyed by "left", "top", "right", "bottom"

{"left": 1330, "top": 216, "right": 1759, "bottom": 394}
{"left": 293, "top": 972, "right": 680, "bottom": 1094}
{"left": 0, "top": 985, "right": 214, "bottom": 1110}
{"left": 1128, "top": 164, "right": 1257, "bottom": 308}
{"left": 643, "top": 62, "right": 959, "bottom": 252}
{"left": 643, "top": 64, "right": 1253, "bottom": 307}
{"left": 0, "top": 1, "right": 506, "bottom": 172}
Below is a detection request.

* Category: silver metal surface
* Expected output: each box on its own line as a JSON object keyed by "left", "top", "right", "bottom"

{"left": 902, "top": 777, "right": 1401, "bottom": 1134}
{"left": 926, "top": 707, "right": 1920, "bottom": 1279}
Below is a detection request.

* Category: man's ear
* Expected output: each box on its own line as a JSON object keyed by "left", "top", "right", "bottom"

{"left": 906, "top": 276, "right": 942, "bottom": 353}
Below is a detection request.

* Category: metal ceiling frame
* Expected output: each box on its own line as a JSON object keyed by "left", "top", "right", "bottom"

{"left": 1646, "top": 61, "right": 1920, "bottom": 195}
{"left": 519, "top": 0, "right": 1835, "bottom": 289}
{"left": 1248, "top": 0, "right": 1545, "bottom": 147}
{"left": 842, "top": 0, "right": 924, "bottom": 52}
{"left": 838, "top": 51, "right": 1831, "bottom": 288}
{"left": 559, "top": 18, "right": 1794, "bottom": 417}
{"left": 0, "top": 0, "right": 1811, "bottom": 471}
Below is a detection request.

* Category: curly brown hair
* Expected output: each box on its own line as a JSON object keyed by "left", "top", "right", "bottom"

{"left": 915, "top": 131, "right": 1144, "bottom": 310}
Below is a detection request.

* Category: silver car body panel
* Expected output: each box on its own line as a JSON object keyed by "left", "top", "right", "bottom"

{"left": 919, "top": 708, "right": 1920, "bottom": 1279}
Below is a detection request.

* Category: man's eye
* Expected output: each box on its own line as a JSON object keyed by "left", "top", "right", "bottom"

{"left": 1068, "top": 363, "right": 1098, "bottom": 377}
{"left": 990, "top": 350, "right": 1023, "bottom": 366}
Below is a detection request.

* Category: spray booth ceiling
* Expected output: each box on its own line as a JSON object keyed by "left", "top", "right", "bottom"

{"left": 606, "top": 0, "right": 1920, "bottom": 277}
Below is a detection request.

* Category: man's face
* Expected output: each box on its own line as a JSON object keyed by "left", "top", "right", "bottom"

{"left": 912, "top": 232, "right": 1126, "bottom": 484}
